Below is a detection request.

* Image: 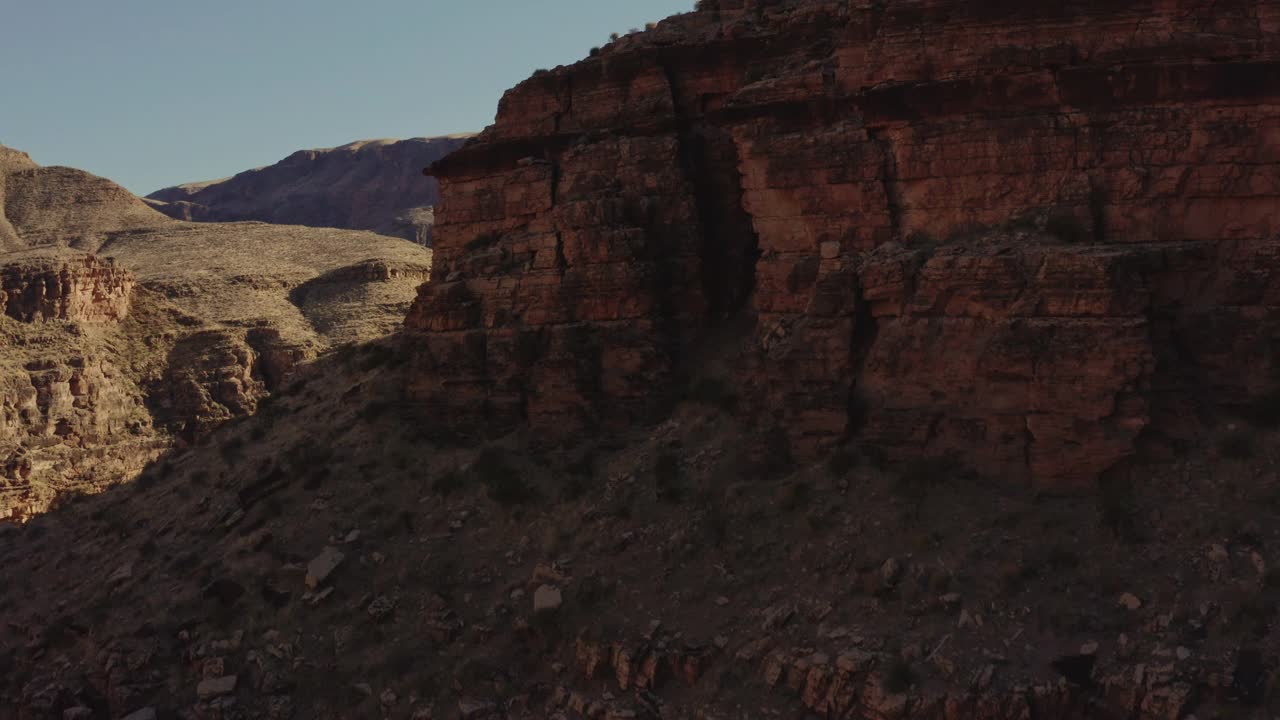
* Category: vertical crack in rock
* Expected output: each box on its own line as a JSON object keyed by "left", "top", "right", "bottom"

{"left": 868, "top": 128, "right": 904, "bottom": 241}
{"left": 660, "top": 60, "right": 761, "bottom": 325}
{"left": 846, "top": 271, "right": 879, "bottom": 436}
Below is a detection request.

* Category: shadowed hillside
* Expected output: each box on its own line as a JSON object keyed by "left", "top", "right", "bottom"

{"left": 146, "top": 136, "right": 473, "bottom": 245}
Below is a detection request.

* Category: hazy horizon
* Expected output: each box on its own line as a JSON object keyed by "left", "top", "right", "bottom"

{"left": 1, "top": 0, "right": 692, "bottom": 194}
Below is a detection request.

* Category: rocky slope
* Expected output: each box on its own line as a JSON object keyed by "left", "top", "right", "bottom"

{"left": 0, "top": 147, "right": 433, "bottom": 521}
{"left": 0, "top": 337, "right": 1275, "bottom": 720}
{"left": 408, "top": 0, "right": 1280, "bottom": 491}
{"left": 146, "top": 136, "right": 472, "bottom": 245}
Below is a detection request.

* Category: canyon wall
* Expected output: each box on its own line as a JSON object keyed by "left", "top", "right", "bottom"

{"left": 407, "top": 0, "right": 1280, "bottom": 488}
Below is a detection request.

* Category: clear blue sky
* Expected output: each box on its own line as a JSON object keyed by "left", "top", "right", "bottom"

{"left": 0, "top": 0, "right": 693, "bottom": 194}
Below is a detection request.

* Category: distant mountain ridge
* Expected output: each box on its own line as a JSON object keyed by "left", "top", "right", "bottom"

{"left": 145, "top": 135, "right": 472, "bottom": 245}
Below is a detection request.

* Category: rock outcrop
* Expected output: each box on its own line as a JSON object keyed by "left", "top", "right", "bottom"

{"left": 408, "top": 0, "right": 1280, "bottom": 488}
{"left": 0, "top": 252, "right": 134, "bottom": 323}
{"left": 146, "top": 136, "right": 472, "bottom": 245}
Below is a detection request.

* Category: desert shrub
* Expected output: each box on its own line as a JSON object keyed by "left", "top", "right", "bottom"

{"left": 686, "top": 377, "right": 739, "bottom": 412}
{"left": 1227, "top": 591, "right": 1276, "bottom": 638}
{"left": 702, "top": 501, "right": 729, "bottom": 545}
{"left": 1243, "top": 390, "right": 1280, "bottom": 428}
{"left": 1046, "top": 211, "right": 1089, "bottom": 243}
{"left": 359, "top": 343, "right": 402, "bottom": 371}
{"left": 560, "top": 475, "right": 588, "bottom": 502}
{"left": 609, "top": 490, "right": 635, "bottom": 520}
{"left": 1088, "top": 185, "right": 1108, "bottom": 241}
{"left": 221, "top": 436, "right": 244, "bottom": 462}
{"left": 945, "top": 222, "right": 988, "bottom": 243}
{"left": 288, "top": 440, "right": 333, "bottom": 472}
{"left": 50, "top": 490, "right": 90, "bottom": 513}
{"left": 258, "top": 496, "right": 284, "bottom": 519}
{"left": 1046, "top": 545, "right": 1081, "bottom": 572}
{"left": 885, "top": 658, "right": 916, "bottom": 693}
{"left": 654, "top": 452, "right": 686, "bottom": 504}
{"left": 1264, "top": 568, "right": 1280, "bottom": 591}
{"left": 1098, "top": 475, "right": 1137, "bottom": 538}
{"left": 515, "top": 330, "right": 544, "bottom": 367}
{"left": 475, "top": 448, "right": 539, "bottom": 506}
{"left": 387, "top": 644, "right": 420, "bottom": 676}
{"left": 257, "top": 393, "right": 280, "bottom": 416}
{"left": 355, "top": 397, "right": 389, "bottom": 420}
{"left": 466, "top": 231, "right": 503, "bottom": 253}
{"left": 433, "top": 470, "right": 465, "bottom": 497}
{"left": 170, "top": 552, "right": 200, "bottom": 572}
{"left": 826, "top": 446, "right": 861, "bottom": 477}
{"left": 895, "top": 457, "right": 946, "bottom": 503}
{"left": 1219, "top": 430, "right": 1256, "bottom": 459}
{"left": 778, "top": 480, "right": 812, "bottom": 511}
{"left": 558, "top": 450, "right": 594, "bottom": 501}
{"left": 134, "top": 463, "right": 166, "bottom": 492}
{"left": 762, "top": 427, "right": 792, "bottom": 476}
{"left": 1004, "top": 213, "right": 1041, "bottom": 234}
{"left": 397, "top": 510, "right": 416, "bottom": 535}
{"left": 575, "top": 574, "right": 615, "bottom": 608}
{"left": 906, "top": 229, "right": 935, "bottom": 246}
{"left": 302, "top": 466, "right": 329, "bottom": 490}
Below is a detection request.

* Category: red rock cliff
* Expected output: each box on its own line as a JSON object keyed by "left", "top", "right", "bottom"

{"left": 406, "top": 0, "right": 1280, "bottom": 488}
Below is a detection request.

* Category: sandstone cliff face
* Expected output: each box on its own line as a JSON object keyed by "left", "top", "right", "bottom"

{"left": 0, "top": 253, "right": 134, "bottom": 323}
{"left": 408, "top": 0, "right": 1280, "bottom": 488}
{"left": 146, "top": 136, "right": 472, "bottom": 244}
{"left": 0, "top": 252, "right": 155, "bottom": 522}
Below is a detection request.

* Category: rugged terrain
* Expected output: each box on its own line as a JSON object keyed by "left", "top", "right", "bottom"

{"left": 3, "top": 0, "right": 1280, "bottom": 719}
{"left": 0, "top": 337, "right": 1276, "bottom": 720}
{"left": 0, "top": 146, "right": 432, "bottom": 521}
{"left": 146, "top": 136, "right": 473, "bottom": 245}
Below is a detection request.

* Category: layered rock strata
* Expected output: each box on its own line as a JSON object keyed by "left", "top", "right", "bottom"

{"left": 0, "top": 254, "right": 134, "bottom": 323}
{"left": 408, "top": 0, "right": 1280, "bottom": 487}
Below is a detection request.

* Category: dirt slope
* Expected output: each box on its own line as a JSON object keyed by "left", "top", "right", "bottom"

{"left": 0, "top": 335, "right": 1275, "bottom": 719}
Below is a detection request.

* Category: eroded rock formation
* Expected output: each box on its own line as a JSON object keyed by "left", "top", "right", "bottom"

{"left": 408, "top": 0, "right": 1280, "bottom": 488}
{"left": 0, "top": 253, "right": 134, "bottom": 323}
